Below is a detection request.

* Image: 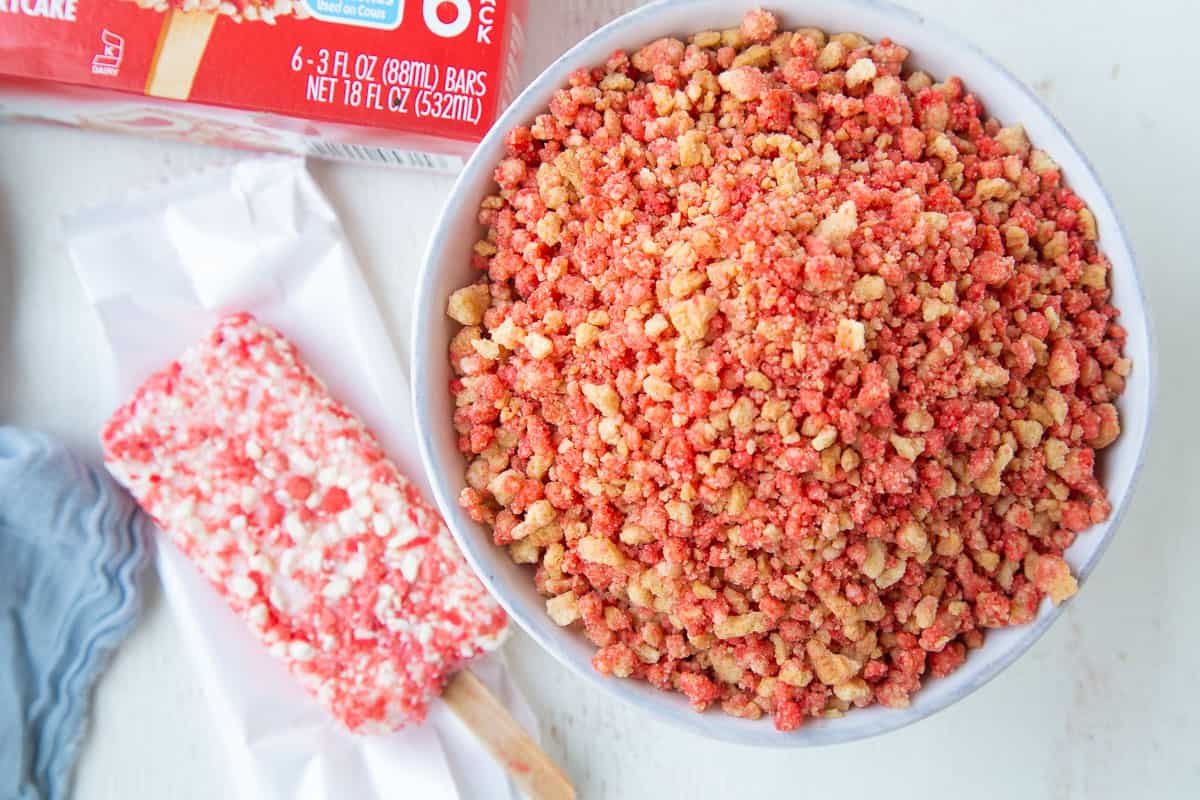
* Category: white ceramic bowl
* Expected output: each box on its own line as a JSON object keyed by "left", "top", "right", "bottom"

{"left": 413, "top": 0, "right": 1155, "bottom": 746}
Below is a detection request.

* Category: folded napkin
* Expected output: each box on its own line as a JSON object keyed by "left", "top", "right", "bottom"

{"left": 0, "top": 427, "right": 152, "bottom": 800}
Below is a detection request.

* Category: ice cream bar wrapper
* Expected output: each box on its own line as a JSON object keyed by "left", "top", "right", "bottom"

{"left": 65, "top": 155, "right": 536, "bottom": 799}
{"left": 1, "top": 0, "right": 527, "bottom": 170}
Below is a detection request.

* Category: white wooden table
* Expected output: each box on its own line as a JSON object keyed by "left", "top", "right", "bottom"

{"left": 2, "top": 1, "right": 1196, "bottom": 797}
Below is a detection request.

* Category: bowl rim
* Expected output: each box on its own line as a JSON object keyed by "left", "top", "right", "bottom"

{"left": 414, "top": 0, "right": 1157, "bottom": 747}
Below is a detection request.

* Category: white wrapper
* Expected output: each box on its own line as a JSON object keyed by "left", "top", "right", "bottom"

{"left": 65, "top": 155, "right": 534, "bottom": 800}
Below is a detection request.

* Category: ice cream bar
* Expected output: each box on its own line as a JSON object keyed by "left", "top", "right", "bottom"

{"left": 102, "top": 313, "right": 508, "bottom": 732}
{"left": 145, "top": 10, "right": 219, "bottom": 101}
{"left": 130, "top": 0, "right": 309, "bottom": 24}
{"left": 140, "top": 1, "right": 311, "bottom": 101}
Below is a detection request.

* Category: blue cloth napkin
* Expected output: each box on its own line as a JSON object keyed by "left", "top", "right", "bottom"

{"left": 0, "top": 428, "right": 152, "bottom": 800}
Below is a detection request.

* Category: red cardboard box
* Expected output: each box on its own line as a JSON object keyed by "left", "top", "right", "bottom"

{"left": 0, "top": 0, "right": 527, "bottom": 169}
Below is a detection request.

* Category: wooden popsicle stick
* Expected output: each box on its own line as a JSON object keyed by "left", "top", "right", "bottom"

{"left": 145, "top": 10, "right": 218, "bottom": 100}
{"left": 443, "top": 670, "right": 576, "bottom": 800}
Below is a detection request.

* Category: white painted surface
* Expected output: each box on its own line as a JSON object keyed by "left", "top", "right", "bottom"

{"left": 0, "top": 1, "right": 1195, "bottom": 797}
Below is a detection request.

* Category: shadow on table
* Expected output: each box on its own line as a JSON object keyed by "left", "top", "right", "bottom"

{"left": 0, "top": 185, "right": 16, "bottom": 421}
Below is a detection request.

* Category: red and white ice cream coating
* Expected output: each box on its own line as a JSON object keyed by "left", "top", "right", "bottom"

{"left": 128, "top": 0, "right": 309, "bottom": 24}
{"left": 103, "top": 313, "right": 507, "bottom": 732}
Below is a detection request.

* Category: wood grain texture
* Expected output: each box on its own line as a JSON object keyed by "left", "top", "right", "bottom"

{"left": 443, "top": 670, "right": 576, "bottom": 800}
{"left": 518, "top": 0, "right": 643, "bottom": 84}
